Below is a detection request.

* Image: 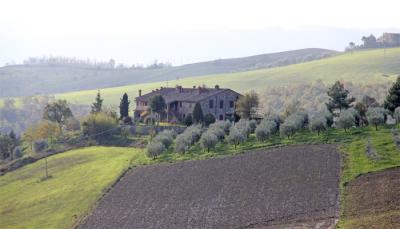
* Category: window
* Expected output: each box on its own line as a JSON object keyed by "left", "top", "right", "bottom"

{"left": 219, "top": 100, "right": 224, "bottom": 109}
{"left": 209, "top": 100, "right": 214, "bottom": 108}
{"left": 219, "top": 114, "right": 224, "bottom": 120}
{"left": 229, "top": 101, "right": 234, "bottom": 108}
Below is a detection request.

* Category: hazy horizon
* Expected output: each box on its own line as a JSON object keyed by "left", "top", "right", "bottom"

{"left": 2, "top": 0, "right": 400, "bottom": 67}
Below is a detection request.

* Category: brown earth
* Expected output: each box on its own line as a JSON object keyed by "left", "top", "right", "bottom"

{"left": 343, "top": 167, "right": 400, "bottom": 228}
{"left": 79, "top": 144, "right": 340, "bottom": 229}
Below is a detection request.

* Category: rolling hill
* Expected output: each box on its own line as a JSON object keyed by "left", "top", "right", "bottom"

{"left": 56, "top": 48, "right": 400, "bottom": 106}
{"left": 0, "top": 48, "right": 335, "bottom": 97}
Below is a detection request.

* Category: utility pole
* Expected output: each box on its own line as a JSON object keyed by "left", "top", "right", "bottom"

{"left": 44, "top": 157, "right": 49, "bottom": 179}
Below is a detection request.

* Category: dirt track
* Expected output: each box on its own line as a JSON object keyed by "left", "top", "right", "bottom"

{"left": 79, "top": 144, "right": 340, "bottom": 229}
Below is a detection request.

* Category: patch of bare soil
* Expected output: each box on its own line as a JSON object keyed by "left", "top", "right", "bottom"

{"left": 343, "top": 167, "right": 400, "bottom": 228}
{"left": 79, "top": 144, "right": 340, "bottom": 229}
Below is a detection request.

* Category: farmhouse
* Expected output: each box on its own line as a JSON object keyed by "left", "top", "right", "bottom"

{"left": 134, "top": 85, "right": 241, "bottom": 122}
{"left": 377, "top": 33, "right": 400, "bottom": 47}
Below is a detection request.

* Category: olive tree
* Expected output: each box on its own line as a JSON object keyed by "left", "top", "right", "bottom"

{"left": 174, "top": 134, "right": 191, "bottom": 153}
{"left": 394, "top": 107, "right": 400, "bottom": 127}
{"left": 200, "top": 132, "right": 218, "bottom": 152}
{"left": 153, "top": 130, "right": 174, "bottom": 149}
{"left": 336, "top": 109, "right": 355, "bottom": 133}
{"left": 228, "top": 126, "right": 246, "bottom": 149}
{"left": 235, "top": 119, "right": 252, "bottom": 137}
{"left": 279, "top": 120, "right": 297, "bottom": 139}
{"left": 309, "top": 115, "right": 327, "bottom": 135}
{"left": 147, "top": 142, "right": 166, "bottom": 159}
{"left": 366, "top": 107, "right": 385, "bottom": 131}
{"left": 255, "top": 120, "right": 277, "bottom": 142}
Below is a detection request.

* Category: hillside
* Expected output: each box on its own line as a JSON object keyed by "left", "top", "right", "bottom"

{"left": 0, "top": 48, "right": 335, "bottom": 97}
{"left": 57, "top": 47, "right": 400, "bottom": 106}
{"left": 0, "top": 147, "right": 145, "bottom": 229}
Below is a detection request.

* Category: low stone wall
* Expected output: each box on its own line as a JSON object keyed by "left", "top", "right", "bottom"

{"left": 130, "top": 125, "right": 186, "bottom": 136}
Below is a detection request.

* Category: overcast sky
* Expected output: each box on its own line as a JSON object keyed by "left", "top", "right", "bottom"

{"left": 1, "top": 0, "right": 400, "bottom": 66}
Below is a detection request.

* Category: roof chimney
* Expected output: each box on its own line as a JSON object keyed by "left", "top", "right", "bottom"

{"left": 215, "top": 85, "right": 220, "bottom": 90}
{"left": 176, "top": 85, "right": 183, "bottom": 93}
{"left": 139, "top": 89, "right": 142, "bottom": 97}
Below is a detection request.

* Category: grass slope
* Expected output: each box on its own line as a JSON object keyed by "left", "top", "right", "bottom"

{"left": 0, "top": 48, "right": 334, "bottom": 97}
{"left": 0, "top": 146, "right": 146, "bottom": 229}
{"left": 56, "top": 48, "right": 400, "bottom": 106}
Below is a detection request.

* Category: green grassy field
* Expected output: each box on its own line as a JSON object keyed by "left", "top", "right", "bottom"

{"left": 55, "top": 48, "right": 400, "bottom": 106}
{"left": 0, "top": 146, "right": 148, "bottom": 229}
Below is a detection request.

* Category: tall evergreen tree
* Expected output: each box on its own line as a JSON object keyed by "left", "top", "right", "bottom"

{"left": 326, "top": 81, "right": 355, "bottom": 113}
{"left": 149, "top": 95, "right": 166, "bottom": 125}
{"left": 91, "top": 90, "right": 103, "bottom": 114}
{"left": 384, "top": 76, "right": 400, "bottom": 112}
{"left": 119, "top": 93, "right": 130, "bottom": 120}
{"left": 193, "top": 102, "right": 204, "bottom": 124}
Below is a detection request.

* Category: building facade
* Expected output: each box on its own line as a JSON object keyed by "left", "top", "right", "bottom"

{"left": 134, "top": 85, "right": 241, "bottom": 122}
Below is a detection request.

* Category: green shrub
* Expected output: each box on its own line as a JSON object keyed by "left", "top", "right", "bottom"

{"left": 184, "top": 114, "right": 193, "bottom": 126}
{"left": 82, "top": 113, "right": 119, "bottom": 142}
{"left": 33, "top": 140, "right": 48, "bottom": 153}
{"left": 204, "top": 113, "right": 216, "bottom": 126}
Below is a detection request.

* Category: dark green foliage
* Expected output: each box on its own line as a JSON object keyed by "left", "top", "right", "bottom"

{"left": 91, "top": 90, "right": 103, "bottom": 114}
{"left": 326, "top": 81, "right": 355, "bottom": 113}
{"left": 384, "top": 76, "right": 400, "bottom": 112}
{"left": 204, "top": 113, "right": 216, "bottom": 126}
{"left": 0, "top": 131, "right": 20, "bottom": 160}
{"left": 43, "top": 100, "right": 73, "bottom": 132}
{"left": 149, "top": 95, "right": 166, "bottom": 114}
{"left": 149, "top": 95, "right": 166, "bottom": 125}
{"left": 184, "top": 114, "right": 193, "bottom": 126}
{"left": 193, "top": 103, "right": 204, "bottom": 124}
{"left": 119, "top": 93, "right": 130, "bottom": 120}
{"left": 13, "top": 146, "right": 23, "bottom": 158}
{"left": 354, "top": 102, "right": 368, "bottom": 126}
{"left": 33, "top": 140, "right": 48, "bottom": 153}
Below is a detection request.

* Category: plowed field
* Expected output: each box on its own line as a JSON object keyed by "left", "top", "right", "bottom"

{"left": 79, "top": 145, "right": 340, "bottom": 229}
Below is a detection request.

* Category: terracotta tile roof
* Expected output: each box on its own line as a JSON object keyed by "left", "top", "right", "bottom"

{"left": 136, "top": 87, "right": 239, "bottom": 103}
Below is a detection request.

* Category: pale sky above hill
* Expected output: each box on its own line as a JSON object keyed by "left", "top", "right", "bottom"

{"left": 1, "top": 0, "right": 400, "bottom": 66}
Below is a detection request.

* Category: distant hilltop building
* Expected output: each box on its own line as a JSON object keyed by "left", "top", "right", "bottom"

{"left": 134, "top": 85, "right": 241, "bottom": 123}
{"left": 347, "top": 32, "right": 400, "bottom": 51}
{"left": 377, "top": 33, "right": 400, "bottom": 47}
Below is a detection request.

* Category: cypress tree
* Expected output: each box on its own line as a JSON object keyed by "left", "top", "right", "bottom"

{"left": 384, "top": 76, "right": 400, "bottom": 112}
{"left": 193, "top": 102, "right": 204, "bottom": 124}
{"left": 119, "top": 93, "right": 130, "bottom": 120}
{"left": 91, "top": 90, "right": 103, "bottom": 114}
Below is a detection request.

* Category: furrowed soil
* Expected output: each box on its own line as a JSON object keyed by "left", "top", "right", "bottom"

{"left": 79, "top": 145, "right": 340, "bottom": 229}
{"left": 342, "top": 167, "right": 400, "bottom": 228}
